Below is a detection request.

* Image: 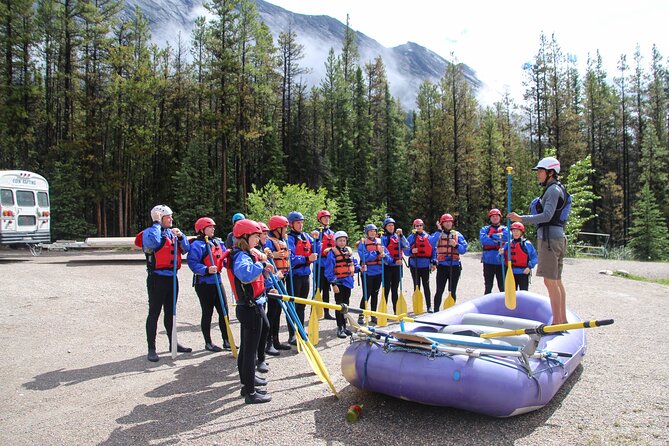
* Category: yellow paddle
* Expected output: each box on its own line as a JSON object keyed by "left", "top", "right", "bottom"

{"left": 205, "top": 236, "right": 238, "bottom": 358}
{"left": 395, "top": 232, "right": 408, "bottom": 315}
{"left": 441, "top": 230, "right": 456, "bottom": 310}
{"left": 505, "top": 166, "right": 517, "bottom": 310}
{"left": 480, "top": 319, "right": 614, "bottom": 339}
{"left": 307, "top": 306, "right": 320, "bottom": 345}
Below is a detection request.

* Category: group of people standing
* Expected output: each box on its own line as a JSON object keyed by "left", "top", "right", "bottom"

{"left": 137, "top": 156, "right": 570, "bottom": 405}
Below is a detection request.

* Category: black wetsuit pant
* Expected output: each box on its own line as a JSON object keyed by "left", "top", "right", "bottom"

{"left": 236, "top": 303, "right": 263, "bottom": 394}
{"left": 382, "top": 265, "right": 401, "bottom": 313}
{"left": 358, "top": 274, "right": 382, "bottom": 312}
{"left": 146, "top": 274, "right": 178, "bottom": 350}
{"left": 286, "top": 275, "right": 309, "bottom": 338}
{"left": 514, "top": 273, "right": 530, "bottom": 291}
{"left": 266, "top": 283, "right": 283, "bottom": 348}
{"left": 410, "top": 267, "right": 432, "bottom": 310}
{"left": 194, "top": 282, "right": 229, "bottom": 345}
{"left": 334, "top": 286, "right": 351, "bottom": 328}
{"left": 434, "top": 264, "right": 462, "bottom": 309}
{"left": 483, "top": 263, "right": 505, "bottom": 294}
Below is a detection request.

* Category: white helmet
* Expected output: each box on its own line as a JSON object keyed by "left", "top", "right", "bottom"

{"left": 533, "top": 157, "right": 560, "bottom": 174}
{"left": 151, "top": 205, "right": 173, "bottom": 222}
{"left": 334, "top": 230, "right": 348, "bottom": 240}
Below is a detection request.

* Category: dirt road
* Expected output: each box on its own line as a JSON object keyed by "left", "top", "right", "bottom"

{"left": 1, "top": 250, "right": 667, "bottom": 445}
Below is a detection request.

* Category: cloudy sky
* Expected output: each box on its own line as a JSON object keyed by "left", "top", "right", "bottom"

{"left": 268, "top": 0, "right": 669, "bottom": 103}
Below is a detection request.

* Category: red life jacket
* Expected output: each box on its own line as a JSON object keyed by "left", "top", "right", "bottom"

{"left": 436, "top": 231, "right": 460, "bottom": 262}
{"left": 290, "top": 233, "right": 313, "bottom": 264}
{"left": 412, "top": 233, "right": 433, "bottom": 258}
{"left": 268, "top": 236, "right": 290, "bottom": 272}
{"left": 200, "top": 238, "right": 226, "bottom": 271}
{"left": 385, "top": 235, "right": 400, "bottom": 261}
{"left": 363, "top": 238, "right": 382, "bottom": 265}
{"left": 483, "top": 225, "right": 504, "bottom": 250}
{"left": 135, "top": 230, "right": 183, "bottom": 272}
{"left": 509, "top": 239, "right": 529, "bottom": 268}
{"left": 320, "top": 230, "right": 335, "bottom": 255}
{"left": 332, "top": 246, "right": 355, "bottom": 278}
{"left": 226, "top": 249, "right": 265, "bottom": 303}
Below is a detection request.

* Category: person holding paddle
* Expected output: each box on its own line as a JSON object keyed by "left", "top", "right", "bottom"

{"left": 499, "top": 222, "right": 538, "bottom": 291}
{"left": 404, "top": 219, "right": 437, "bottom": 312}
{"left": 433, "top": 213, "right": 468, "bottom": 309}
{"left": 508, "top": 157, "right": 571, "bottom": 324}
{"left": 323, "top": 231, "right": 360, "bottom": 338}
{"left": 228, "top": 219, "right": 276, "bottom": 404}
{"left": 479, "top": 208, "right": 509, "bottom": 295}
{"left": 381, "top": 217, "right": 408, "bottom": 314}
{"left": 311, "top": 210, "right": 337, "bottom": 320}
{"left": 186, "top": 217, "right": 231, "bottom": 353}
{"left": 139, "top": 205, "right": 191, "bottom": 362}
{"left": 264, "top": 215, "right": 292, "bottom": 353}
{"left": 356, "top": 224, "right": 393, "bottom": 325}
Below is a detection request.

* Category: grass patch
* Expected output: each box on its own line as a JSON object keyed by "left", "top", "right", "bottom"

{"left": 612, "top": 271, "right": 669, "bottom": 286}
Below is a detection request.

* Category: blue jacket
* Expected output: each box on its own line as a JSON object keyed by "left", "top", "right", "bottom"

{"left": 357, "top": 237, "right": 393, "bottom": 277}
{"left": 404, "top": 231, "right": 437, "bottom": 268}
{"left": 502, "top": 238, "right": 539, "bottom": 274}
{"left": 323, "top": 247, "right": 360, "bottom": 289}
{"left": 187, "top": 237, "right": 225, "bottom": 285}
{"left": 479, "top": 224, "right": 509, "bottom": 265}
{"left": 381, "top": 232, "right": 408, "bottom": 267}
{"left": 142, "top": 223, "right": 190, "bottom": 277}
{"left": 431, "top": 230, "right": 468, "bottom": 266}
{"left": 231, "top": 249, "right": 268, "bottom": 305}
{"left": 287, "top": 230, "right": 315, "bottom": 277}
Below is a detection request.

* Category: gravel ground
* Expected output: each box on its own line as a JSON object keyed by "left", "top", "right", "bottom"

{"left": 1, "top": 248, "right": 667, "bottom": 445}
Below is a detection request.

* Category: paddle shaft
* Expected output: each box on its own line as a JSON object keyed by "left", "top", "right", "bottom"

{"left": 171, "top": 232, "right": 178, "bottom": 359}
{"left": 205, "top": 237, "right": 238, "bottom": 358}
{"left": 480, "top": 319, "right": 615, "bottom": 338}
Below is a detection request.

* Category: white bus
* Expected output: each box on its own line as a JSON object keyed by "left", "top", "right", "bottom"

{"left": 0, "top": 170, "right": 51, "bottom": 252}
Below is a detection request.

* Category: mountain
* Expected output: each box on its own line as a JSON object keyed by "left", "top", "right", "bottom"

{"left": 122, "top": 0, "right": 482, "bottom": 108}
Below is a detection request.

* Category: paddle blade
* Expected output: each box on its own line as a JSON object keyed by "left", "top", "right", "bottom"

{"left": 301, "top": 338, "right": 338, "bottom": 397}
{"left": 443, "top": 292, "right": 455, "bottom": 310}
{"left": 308, "top": 308, "right": 320, "bottom": 345}
{"left": 505, "top": 261, "right": 517, "bottom": 310}
{"left": 314, "top": 288, "right": 324, "bottom": 319}
{"left": 396, "top": 291, "right": 408, "bottom": 315}
{"left": 412, "top": 286, "right": 424, "bottom": 315}
{"left": 377, "top": 289, "right": 388, "bottom": 327}
{"left": 224, "top": 315, "right": 238, "bottom": 358}
{"left": 171, "top": 316, "right": 177, "bottom": 359}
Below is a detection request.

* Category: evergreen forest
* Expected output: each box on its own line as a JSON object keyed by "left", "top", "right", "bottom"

{"left": 1, "top": 1, "right": 668, "bottom": 259}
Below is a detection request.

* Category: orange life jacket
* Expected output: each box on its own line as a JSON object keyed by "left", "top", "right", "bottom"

{"left": 436, "top": 231, "right": 460, "bottom": 262}
{"left": 332, "top": 246, "right": 355, "bottom": 278}
{"left": 268, "top": 236, "right": 290, "bottom": 272}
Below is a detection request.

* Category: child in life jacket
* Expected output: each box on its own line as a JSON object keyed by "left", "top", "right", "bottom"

{"left": 357, "top": 224, "right": 393, "bottom": 325}
{"left": 479, "top": 208, "right": 509, "bottom": 294}
{"left": 500, "top": 222, "right": 538, "bottom": 291}
{"left": 381, "top": 217, "right": 409, "bottom": 313}
{"left": 405, "top": 218, "right": 437, "bottom": 312}
{"left": 311, "top": 209, "right": 337, "bottom": 320}
{"left": 324, "top": 231, "right": 360, "bottom": 338}
{"left": 432, "top": 213, "right": 468, "bottom": 308}
{"left": 186, "top": 217, "right": 231, "bottom": 353}
{"left": 263, "top": 215, "right": 292, "bottom": 353}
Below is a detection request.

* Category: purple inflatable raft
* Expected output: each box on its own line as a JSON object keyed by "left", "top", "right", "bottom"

{"left": 341, "top": 291, "right": 586, "bottom": 417}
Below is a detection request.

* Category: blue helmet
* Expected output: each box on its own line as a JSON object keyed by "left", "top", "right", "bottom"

{"left": 364, "top": 224, "right": 378, "bottom": 235}
{"left": 383, "top": 217, "right": 396, "bottom": 228}
{"left": 287, "top": 211, "right": 304, "bottom": 224}
{"left": 232, "top": 212, "right": 245, "bottom": 224}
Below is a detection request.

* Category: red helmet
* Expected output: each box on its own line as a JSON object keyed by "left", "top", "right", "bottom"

{"left": 268, "top": 215, "right": 289, "bottom": 231}
{"left": 259, "top": 221, "right": 269, "bottom": 232}
{"left": 233, "top": 219, "right": 262, "bottom": 238}
{"left": 317, "top": 209, "right": 331, "bottom": 222}
{"left": 511, "top": 222, "right": 525, "bottom": 232}
{"left": 194, "top": 217, "right": 216, "bottom": 233}
{"left": 439, "top": 213, "right": 454, "bottom": 223}
{"left": 488, "top": 208, "right": 502, "bottom": 218}
{"left": 413, "top": 218, "right": 424, "bottom": 226}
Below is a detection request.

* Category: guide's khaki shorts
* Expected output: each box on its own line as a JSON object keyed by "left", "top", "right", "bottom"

{"left": 536, "top": 237, "right": 566, "bottom": 280}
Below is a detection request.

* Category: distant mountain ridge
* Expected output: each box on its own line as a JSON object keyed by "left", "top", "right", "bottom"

{"left": 123, "top": 0, "right": 481, "bottom": 107}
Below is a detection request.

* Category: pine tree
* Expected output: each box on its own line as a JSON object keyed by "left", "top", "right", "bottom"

{"left": 562, "top": 155, "right": 598, "bottom": 245}
{"left": 628, "top": 181, "right": 669, "bottom": 260}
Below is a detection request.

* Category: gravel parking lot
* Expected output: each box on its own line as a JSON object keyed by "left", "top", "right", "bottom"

{"left": 1, "top": 248, "right": 667, "bottom": 445}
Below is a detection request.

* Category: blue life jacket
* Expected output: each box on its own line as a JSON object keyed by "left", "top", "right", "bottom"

{"left": 530, "top": 181, "right": 571, "bottom": 227}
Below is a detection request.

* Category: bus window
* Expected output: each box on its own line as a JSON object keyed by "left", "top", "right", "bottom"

{"left": 37, "top": 191, "right": 49, "bottom": 207}
{"left": 18, "top": 216, "right": 36, "bottom": 226}
{"left": 16, "top": 190, "right": 35, "bottom": 206}
{"left": 1, "top": 188, "right": 13, "bottom": 205}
